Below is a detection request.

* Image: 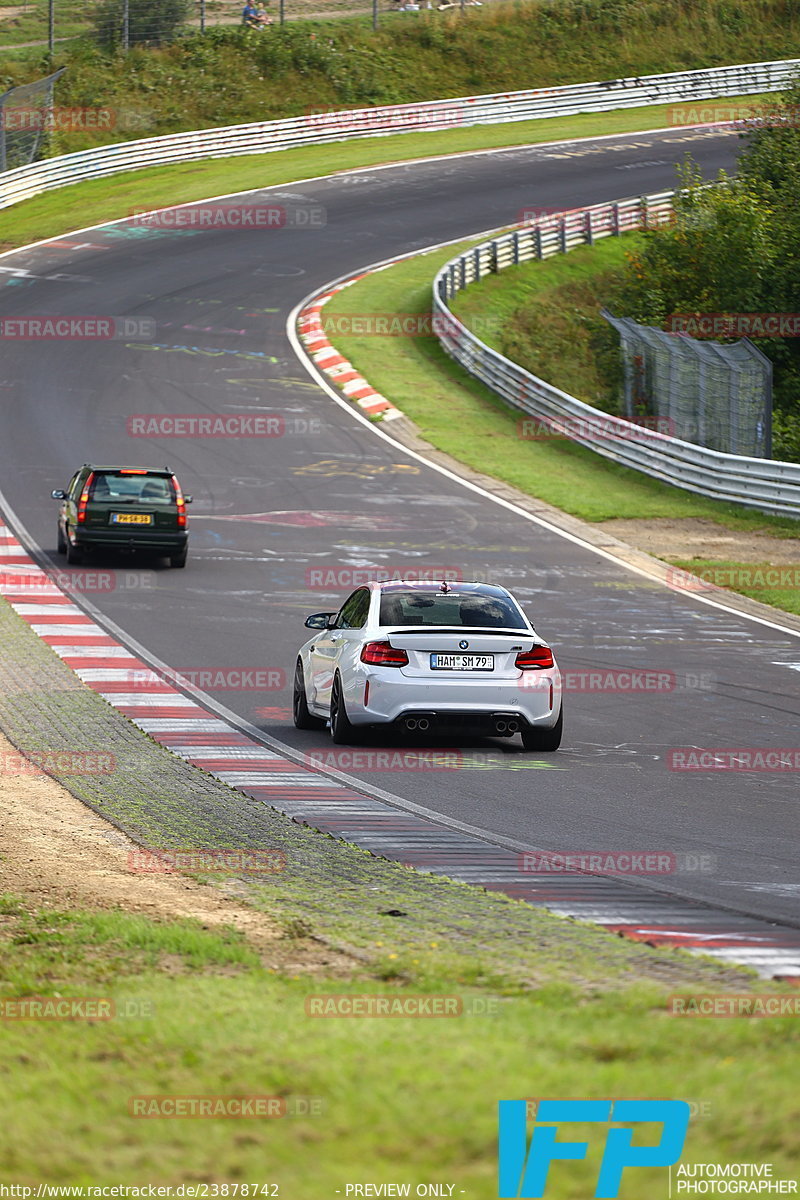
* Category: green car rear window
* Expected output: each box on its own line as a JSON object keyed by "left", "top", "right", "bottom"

{"left": 89, "top": 473, "right": 176, "bottom": 505}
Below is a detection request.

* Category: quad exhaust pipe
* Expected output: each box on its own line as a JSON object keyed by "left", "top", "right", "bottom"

{"left": 494, "top": 717, "right": 520, "bottom": 735}
{"left": 404, "top": 716, "right": 431, "bottom": 732}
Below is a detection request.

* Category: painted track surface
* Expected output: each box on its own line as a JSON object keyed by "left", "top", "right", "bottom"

{"left": 1, "top": 127, "right": 799, "bottom": 962}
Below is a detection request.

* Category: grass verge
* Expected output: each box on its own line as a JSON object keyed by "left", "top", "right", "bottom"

{"left": 1, "top": 894, "right": 798, "bottom": 1188}
{"left": 0, "top": 92, "right": 777, "bottom": 251}
{"left": 320, "top": 238, "right": 800, "bottom": 560}
{"left": 666, "top": 559, "right": 800, "bottom": 616}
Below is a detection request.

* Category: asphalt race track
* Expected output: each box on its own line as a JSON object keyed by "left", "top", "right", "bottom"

{"left": 1, "top": 125, "right": 799, "bottom": 930}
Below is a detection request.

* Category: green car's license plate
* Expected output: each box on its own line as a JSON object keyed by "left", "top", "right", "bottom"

{"left": 111, "top": 512, "right": 153, "bottom": 525}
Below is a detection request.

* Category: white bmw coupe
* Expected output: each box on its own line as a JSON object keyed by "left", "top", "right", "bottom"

{"left": 293, "top": 580, "right": 562, "bottom": 751}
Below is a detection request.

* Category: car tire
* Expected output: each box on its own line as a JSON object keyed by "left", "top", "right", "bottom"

{"left": 65, "top": 532, "right": 83, "bottom": 565}
{"left": 56, "top": 525, "right": 67, "bottom": 555}
{"left": 521, "top": 705, "right": 563, "bottom": 752}
{"left": 170, "top": 547, "right": 188, "bottom": 568}
{"left": 330, "top": 673, "right": 357, "bottom": 745}
{"left": 293, "top": 660, "right": 324, "bottom": 730}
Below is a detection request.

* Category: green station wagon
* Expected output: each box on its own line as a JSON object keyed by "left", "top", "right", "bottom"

{"left": 52, "top": 465, "right": 192, "bottom": 568}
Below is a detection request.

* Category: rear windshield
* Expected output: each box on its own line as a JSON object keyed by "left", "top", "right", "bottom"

{"left": 89, "top": 472, "right": 176, "bottom": 505}
{"left": 379, "top": 591, "right": 527, "bottom": 629}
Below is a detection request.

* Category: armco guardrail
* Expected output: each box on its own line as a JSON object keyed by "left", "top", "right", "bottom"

{"left": 1, "top": 58, "right": 799, "bottom": 212}
{"left": 432, "top": 193, "right": 800, "bottom": 518}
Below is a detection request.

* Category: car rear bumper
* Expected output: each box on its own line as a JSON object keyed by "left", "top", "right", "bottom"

{"left": 343, "top": 668, "right": 561, "bottom": 727}
{"left": 74, "top": 529, "right": 188, "bottom": 552}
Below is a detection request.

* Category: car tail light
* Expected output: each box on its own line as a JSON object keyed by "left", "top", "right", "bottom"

{"left": 119, "top": 469, "right": 148, "bottom": 474}
{"left": 515, "top": 646, "right": 554, "bottom": 670}
{"left": 76, "top": 472, "right": 95, "bottom": 524}
{"left": 361, "top": 641, "right": 408, "bottom": 667}
{"left": 172, "top": 476, "right": 187, "bottom": 529}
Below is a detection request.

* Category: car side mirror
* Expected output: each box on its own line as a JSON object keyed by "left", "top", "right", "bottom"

{"left": 51, "top": 489, "right": 66, "bottom": 500}
{"left": 305, "top": 612, "right": 335, "bottom": 630}
{"left": 184, "top": 495, "right": 193, "bottom": 504}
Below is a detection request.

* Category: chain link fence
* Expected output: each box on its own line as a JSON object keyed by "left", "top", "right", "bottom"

{"left": 0, "top": 68, "right": 65, "bottom": 170}
{"left": 0, "top": 0, "right": 477, "bottom": 50}
{"left": 602, "top": 310, "right": 773, "bottom": 458}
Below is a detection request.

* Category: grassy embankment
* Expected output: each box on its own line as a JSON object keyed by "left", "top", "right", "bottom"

{"left": 1, "top": 891, "right": 798, "bottom": 1188}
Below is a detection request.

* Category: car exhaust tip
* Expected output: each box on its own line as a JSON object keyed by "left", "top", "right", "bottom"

{"left": 417, "top": 717, "right": 430, "bottom": 732}
{"left": 494, "top": 719, "right": 507, "bottom": 734}
{"left": 506, "top": 719, "right": 519, "bottom": 733}
{"left": 405, "top": 717, "right": 418, "bottom": 731}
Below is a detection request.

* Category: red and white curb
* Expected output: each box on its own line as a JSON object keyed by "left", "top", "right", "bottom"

{"left": 2, "top": 519, "right": 799, "bottom": 981}
{"left": 297, "top": 276, "right": 404, "bottom": 422}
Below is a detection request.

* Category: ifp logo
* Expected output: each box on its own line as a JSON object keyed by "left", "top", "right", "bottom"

{"left": 498, "top": 1099, "right": 690, "bottom": 1197}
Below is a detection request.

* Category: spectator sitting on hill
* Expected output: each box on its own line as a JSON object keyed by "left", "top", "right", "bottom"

{"left": 242, "top": 2, "right": 271, "bottom": 27}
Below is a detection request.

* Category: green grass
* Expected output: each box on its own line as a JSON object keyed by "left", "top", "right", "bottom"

{"left": 0, "top": 0, "right": 91, "bottom": 47}
{"left": 667, "top": 558, "right": 800, "bottom": 615}
{"left": 322, "top": 240, "right": 800, "bottom": 535}
{"left": 1, "top": 895, "right": 798, "bottom": 1189}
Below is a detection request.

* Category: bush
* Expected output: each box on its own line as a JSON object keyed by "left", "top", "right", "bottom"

{"left": 92, "top": 0, "right": 192, "bottom": 49}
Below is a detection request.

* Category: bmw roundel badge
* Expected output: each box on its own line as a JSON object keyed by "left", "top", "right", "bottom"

{"left": 459, "top": 640, "right": 469, "bottom": 650}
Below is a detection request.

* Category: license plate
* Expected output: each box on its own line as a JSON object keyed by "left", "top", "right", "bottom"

{"left": 111, "top": 512, "right": 152, "bottom": 525}
{"left": 430, "top": 653, "right": 494, "bottom": 671}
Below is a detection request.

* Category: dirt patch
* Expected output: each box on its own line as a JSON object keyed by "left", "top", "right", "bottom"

{"left": 598, "top": 517, "right": 800, "bottom": 564}
{"left": 0, "top": 729, "right": 356, "bottom": 977}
